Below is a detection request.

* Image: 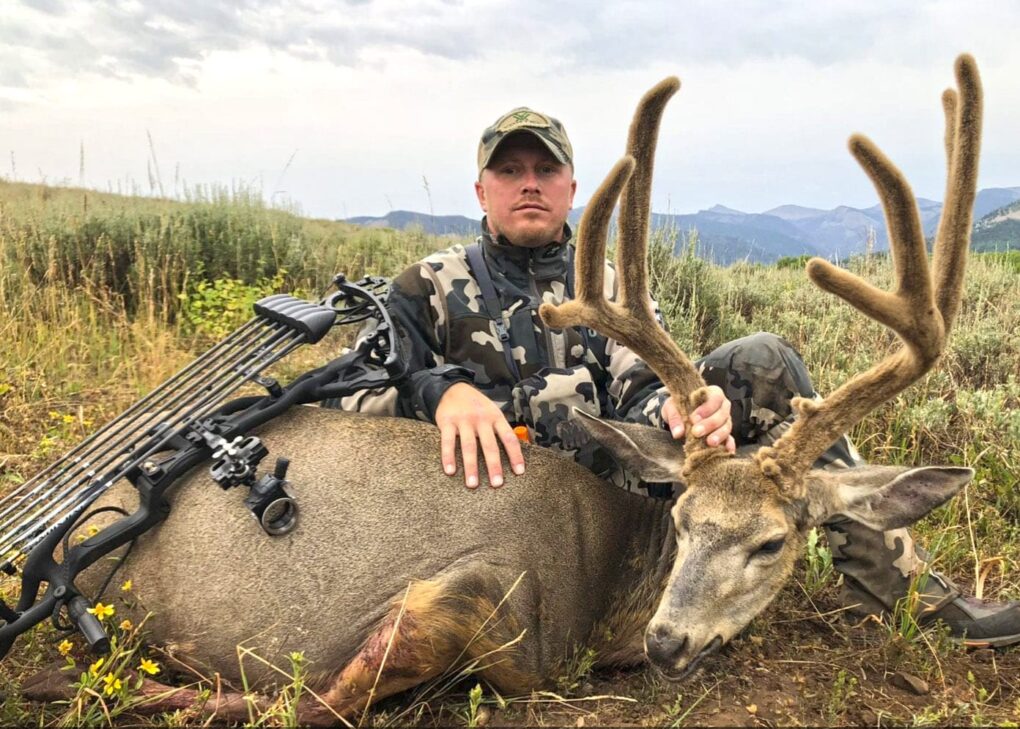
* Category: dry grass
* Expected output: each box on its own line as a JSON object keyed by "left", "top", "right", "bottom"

{"left": 0, "top": 184, "right": 1018, "bottom": 725}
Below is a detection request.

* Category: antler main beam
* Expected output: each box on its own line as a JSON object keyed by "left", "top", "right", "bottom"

{"left": 541, "top": 77, "right": 709, "bottom": 421}
{"left": 769, "top": 54, "right": 983, "bottom": 480}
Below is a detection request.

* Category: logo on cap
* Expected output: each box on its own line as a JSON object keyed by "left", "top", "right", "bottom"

{"left": 478, "top": 106, "right": 573, "bottom": 174}
{"left": 494, "top": 110, "right": 552, "bottom": 133}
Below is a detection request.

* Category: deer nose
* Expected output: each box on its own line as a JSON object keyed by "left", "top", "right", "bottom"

{"left": 644, "top": 624, "right": 689, "bottom": 667}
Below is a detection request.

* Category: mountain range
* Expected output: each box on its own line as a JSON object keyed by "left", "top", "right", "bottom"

{"left": 347, "top": 186, "right": 1020, "bottom": 265}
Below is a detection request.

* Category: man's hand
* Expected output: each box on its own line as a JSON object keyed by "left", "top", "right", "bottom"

{"left": 435, "top": 382, "right": 526, "bottom": 489}
{"left": 661, "top": 386, "right": 736, "bottom": 453}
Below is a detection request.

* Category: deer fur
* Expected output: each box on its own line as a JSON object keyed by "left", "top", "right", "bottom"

{"left": 59, "top": 55, "right": 984, "bottom": 721}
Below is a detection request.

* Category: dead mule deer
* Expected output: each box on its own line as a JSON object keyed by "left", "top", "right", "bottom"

{"left": 51, "top": 56, "right": 981, "bottom": 722}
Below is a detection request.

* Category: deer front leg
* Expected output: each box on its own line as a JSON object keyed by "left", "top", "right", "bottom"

{"left": 22, "top": 666, "right": 262, "bottom": 722}
{"left": 299, "top": 566, "right": 541, "bottom": 725}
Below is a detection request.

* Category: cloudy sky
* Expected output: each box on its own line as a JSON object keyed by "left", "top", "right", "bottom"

{"left": 2, "top": 0, "right": 1018, "bottom": 220}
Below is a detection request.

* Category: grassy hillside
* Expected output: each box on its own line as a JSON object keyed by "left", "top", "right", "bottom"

{"left": 0, "top": 183, "right": 1018, "bottom": 726}
{"left": 973, "top": 198, "right": 1020, "bottom": 252}
{"left": 0, "top": 180, "right": 444, "bottom": 314}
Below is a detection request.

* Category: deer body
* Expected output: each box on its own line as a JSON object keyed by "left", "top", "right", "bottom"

{"left": 85, "top": 406, "right": 672, "bottom": 703}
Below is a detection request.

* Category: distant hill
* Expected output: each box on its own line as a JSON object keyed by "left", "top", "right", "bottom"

{"left": 346, "top": 210, "right": 479, "bottom": 237}
{"left": 345, "top": 185, "right": 1020, "bottom": 264}
{"left": 973, "top": 198, "right": 1020, "bottom": 252}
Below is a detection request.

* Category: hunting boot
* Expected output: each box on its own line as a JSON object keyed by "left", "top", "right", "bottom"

{"left": 816, "top": 438, "right": 1020, "bottom": 648}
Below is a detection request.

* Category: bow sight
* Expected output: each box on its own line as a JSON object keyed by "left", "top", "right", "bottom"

{"left": 0, "top": 274, "right": 406, "bottom": 659}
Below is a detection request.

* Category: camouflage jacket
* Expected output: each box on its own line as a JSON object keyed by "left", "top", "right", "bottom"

{"left": 367, "top": 222, "right": 670, "bottom": 460}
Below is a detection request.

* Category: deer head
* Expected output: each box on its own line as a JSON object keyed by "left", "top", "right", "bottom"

{"left": 539, "top": 55, "right": 983, "bottom": 679}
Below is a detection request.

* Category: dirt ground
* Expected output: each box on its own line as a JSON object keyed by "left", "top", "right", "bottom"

{"left": 369, "top": 582, "right": 1020, "bottom": 728}
{"left": 8, "top": 562, "right": 1020, "bottom": 726}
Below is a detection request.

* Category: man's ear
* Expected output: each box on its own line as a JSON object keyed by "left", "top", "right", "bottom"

{"left": 475, "top": 179, "right": 488, "bottom": 212}
{"left": 804, "top": 465, "right": 974, "bottom": 530}
{"left": 571, "top": 409, "right": 684, "bottom": 483}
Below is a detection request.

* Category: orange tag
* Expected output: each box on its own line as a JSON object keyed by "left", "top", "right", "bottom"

{"left": 512, "top": 425, "right": 531, "bottom": 443}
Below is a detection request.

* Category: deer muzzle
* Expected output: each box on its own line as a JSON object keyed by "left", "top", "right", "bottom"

{"left": 644, "top": 624, "right": 722, "bottom": 680}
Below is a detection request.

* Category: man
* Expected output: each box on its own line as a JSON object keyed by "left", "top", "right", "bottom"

{"left": 354, "top": 106, "right": 1020, "bottom": 646}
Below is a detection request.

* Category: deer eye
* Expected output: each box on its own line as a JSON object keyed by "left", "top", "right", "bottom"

{"left": 753, "top": 538, "right": 786, "bottom": 558}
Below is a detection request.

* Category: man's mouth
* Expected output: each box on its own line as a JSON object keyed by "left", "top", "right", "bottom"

{"left": 514, "top": 203, "right": 548, "bottom": 212}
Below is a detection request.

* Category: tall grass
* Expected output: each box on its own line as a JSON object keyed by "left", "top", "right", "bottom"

{"left": 0, "top": 182, "right": 1017, "bottom": 723}
{"left": 0, "top": 179, "right": 441, "bottom": 315}
{"left": 0, "top": 180, "right": 449, "bottom": 479}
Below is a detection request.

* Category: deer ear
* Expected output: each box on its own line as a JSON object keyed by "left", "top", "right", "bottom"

{"left": 570, "top": 409, "right": 685, "bottom": 483}
{"left": 806, "top": 465, "right": 973, "bottom": 530}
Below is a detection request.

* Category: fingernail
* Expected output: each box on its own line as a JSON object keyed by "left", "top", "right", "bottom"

{"left": 708, "top": 436, "right": 718, "bottom": 446}
{"left": 444, "top": 464, "right": 455, "bottom": 475}
{"left": 691, "top": 425, "right": 704, "bottom": 437}
{"left": 466, "top": 476, "right": 478, "bottom": 488}
{"left": 491, "top": 475, "right": 504, "bottom": 488}
{"left": 513, "top": 464, "right": 525, "bottom": 475}
{"left": 671, "top": 425, "right": 683, "bottom": 438}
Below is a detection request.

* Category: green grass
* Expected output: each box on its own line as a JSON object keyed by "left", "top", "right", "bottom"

{"left": 1, "top": 181, "right": 1018, "bottom": 725}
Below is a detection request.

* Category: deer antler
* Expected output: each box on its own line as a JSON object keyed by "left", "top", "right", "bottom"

{"left": 763, "top": 54, "right": 983, "bottom": 484}
{"left": 540, "top": 78, "right": 712, "bottom": 442}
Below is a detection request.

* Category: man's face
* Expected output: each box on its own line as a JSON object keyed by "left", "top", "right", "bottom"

{"left": 474, "top": 133, "right": 577, "bottom": 248}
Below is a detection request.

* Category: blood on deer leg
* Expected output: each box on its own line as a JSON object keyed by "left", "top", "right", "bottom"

{"left": 299, "top": 572, "right": 536, "bottom": 725}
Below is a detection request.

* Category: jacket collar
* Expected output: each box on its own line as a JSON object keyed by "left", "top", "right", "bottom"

{"left": 478, "top": 216, "right": 574, "bottom": 282}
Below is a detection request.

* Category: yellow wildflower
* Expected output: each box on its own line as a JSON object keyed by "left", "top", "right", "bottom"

{"left": 86, "top": 525, "right": 100, "bottom": 537}
{"left": 119, "top": 619, "right": 133, "bottom": 632}
{"left": 138, "top": 658, "right": 160, "bottom": 675}
{"left": 62, "top": 414, "right": 75, "bottom": 425}
{"left": 87, "top": 602, "right": 115, "bottom": 620}
{"left": 120, "top": 579, "right": 132, "bottom": 592}
{"left": 57, "top": 639, "right": 73, "bottom": 656}
{"left": 102, "top": 673, "right": 122, "bottom": 696}
{"left": 89, "top": 657, "right": 105, "bottom": 676}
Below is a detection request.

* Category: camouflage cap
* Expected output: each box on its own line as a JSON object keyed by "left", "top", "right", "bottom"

{"left": 477, "top": 107, "right": 574, "bottom": 174}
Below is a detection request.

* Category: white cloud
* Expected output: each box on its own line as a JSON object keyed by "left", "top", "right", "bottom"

{"left": 1, "top": 0, "right": 1017, "bottom": 219}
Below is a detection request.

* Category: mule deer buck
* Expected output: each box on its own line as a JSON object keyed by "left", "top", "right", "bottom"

{"left": 32, "top": 55, "right": 981, "bottom": 722}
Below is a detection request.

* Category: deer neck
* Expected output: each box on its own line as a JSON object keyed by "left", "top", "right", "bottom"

{"left": 588, "top": 494, "right": 675, "bottom": 667}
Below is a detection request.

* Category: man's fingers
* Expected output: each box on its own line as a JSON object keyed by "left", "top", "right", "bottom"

{"left": 440, "top": 422, "right": 458, "bottom": 476}
{"left": 699, "top": 418, "right": 733, "bottom": 447}
{"left": 662, "top": 398, "right": 684, "bottom": 439}
{"left": 700, "top": 421, "right": 727, "bottom": 447}
{"left": 690, "top": 386, "right": 728, "bottom": 423}
{"left": 477, "top": 426, "right": 504, "bottom": 488}
{"left": 689, "top": 395, "right": 731, "bottom": 444}
{"left": 457, "top": 425, "right": 480, "bottom": 489}
{"left": 495, "top": 420, "right": 526, "bottom": 476}
{"left": 726, "top": 435, "right": 736, "bottom": 454}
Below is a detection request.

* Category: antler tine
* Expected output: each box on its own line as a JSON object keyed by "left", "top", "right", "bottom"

{"left": 933, "top": 54, "right": 982, "bottom": 336}
{"left": 541, "top": 77, "right": 709, "bottom": 423}
{"left": 542, "top": 156, "right": 636, "bottom": 323}
{"left": 942, "top": 88, "right": 957, "bottom": 169}
{"left": 617, "top": 77, "right": 681, "bottom": 313}
{"left": 767, "top": 55, "right": 983, "bottom": 480}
